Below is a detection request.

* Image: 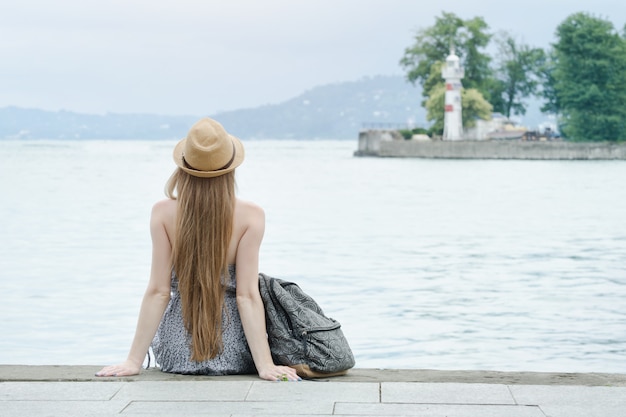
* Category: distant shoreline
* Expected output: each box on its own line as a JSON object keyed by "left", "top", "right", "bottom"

{"left": 355, "top": 130, "right": 626, "bottom": 160}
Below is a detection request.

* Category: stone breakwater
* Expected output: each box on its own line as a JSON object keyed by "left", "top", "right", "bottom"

{"left": 355, "top": 130, "right": 626, "bottom": 160}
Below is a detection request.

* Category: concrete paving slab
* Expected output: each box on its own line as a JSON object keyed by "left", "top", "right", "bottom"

{"left": 382, "top": 382, "right": 516, "bottom": 405}
{"left": 509, "top": 385, "right": 626, "bottom": 406}
{"left": 0, "top": 381, "right": 123, "bottom": 401}
{"left": 230, "top": 415, "right": 344, "bottom": 417}
{"left": 122, "top": 400, "right": 334, "bottom": 415}
{"left": 112, "top": 380, "right": 252, "bottom": 401}
{"left": 539, "top": 404, "right": 626, "bottom": 417}
{"left": 333, "top": 402, "right": 545, "bottom": 416}
{"left": 510, "top": 385, "right": 626, "bottom": 417}
{"left": 246, "top": 381, "right": 379, "bottom": 403}
{"left": 122, "top": 414, "right": 332, "bottom": 417}
{"left": 0, "top": 400, "right": 127, "bottom": 417}
{"left": 121, "top": 414, "right": 231, "bottom": 417}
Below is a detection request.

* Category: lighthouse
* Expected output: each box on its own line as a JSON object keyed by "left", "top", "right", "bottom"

{"left": 441, "top": 47, "right": 464, "bottom": 140}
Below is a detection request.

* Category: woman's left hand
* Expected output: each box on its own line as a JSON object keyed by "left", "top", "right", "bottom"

{"left": 258, "top": 364, "right": 301, "bottom": 382}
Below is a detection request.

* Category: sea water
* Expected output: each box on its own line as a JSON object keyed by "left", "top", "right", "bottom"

{"left": 0, "top": 139, "right": 624, "bottom": 373}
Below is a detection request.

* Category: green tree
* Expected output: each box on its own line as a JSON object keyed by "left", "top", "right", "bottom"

{"left": 424, "top": 85, "right": 447, "bottom": 134}
{"left": 491, "top": 33, "right": 546, "bottom": 118}
{"left": 538, "top": 50, "right": 560, "bottom": 114}
{"left": 546, "top": 13, "right": 626, "bottom": 141}
{"left": 421, "top": 61, "right": 445, "bottom": 107}
{"left": 400, "top": 12, "right": 493, "bottom": 100}
{"left": 425, "top": 85, "right": 492, "bottom": 135}
{"left": 462, "top": 89, "right": 494, "bottom": 128}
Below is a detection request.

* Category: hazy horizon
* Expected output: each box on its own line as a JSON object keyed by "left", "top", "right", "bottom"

{"left": 2, "top": 1, "right": 624, "bottom": 116}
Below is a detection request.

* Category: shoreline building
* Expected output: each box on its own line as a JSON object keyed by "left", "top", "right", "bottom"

{"left": 442, "top": 48, "right": 464, "bottom": 140}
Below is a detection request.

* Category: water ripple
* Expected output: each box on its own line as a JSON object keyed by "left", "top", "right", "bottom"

{"left": 1, "top": 140, "right": 625, "bottom": 373}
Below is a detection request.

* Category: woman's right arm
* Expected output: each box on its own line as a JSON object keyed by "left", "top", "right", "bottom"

{"left": 235, "top": 203, "right": 300, "bottom": 381}
{"left": 96, "top": 201, "right": 173, "bottom": 377}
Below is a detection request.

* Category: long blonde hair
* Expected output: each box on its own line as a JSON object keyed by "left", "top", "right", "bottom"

{"left": 165, "top": 168, "right": 236, "bottom": 361}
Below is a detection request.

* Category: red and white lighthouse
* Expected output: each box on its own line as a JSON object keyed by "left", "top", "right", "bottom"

{"left": 441, "top": 47, "right": 464, "bottom": 140}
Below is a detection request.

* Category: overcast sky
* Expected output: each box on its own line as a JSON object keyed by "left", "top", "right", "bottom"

{"left": 1, "top": 0, "right": 623, "bottom": 115}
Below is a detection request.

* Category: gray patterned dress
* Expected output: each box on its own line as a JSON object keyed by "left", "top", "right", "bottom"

{"left": 151, "top": 265, "right": 256, "bottom": 375}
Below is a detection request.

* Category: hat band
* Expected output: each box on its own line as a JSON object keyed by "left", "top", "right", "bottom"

{"left": 183, "top": 141, "right": 237, "bottom": 172}
{"left": 219, "top": 141, "right": 237, "bottom": 170}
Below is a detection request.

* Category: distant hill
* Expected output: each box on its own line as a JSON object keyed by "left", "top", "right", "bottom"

{"left": 0, "top": 76, "right": 425, "bottom": 140}
{"left": 213, "top": 75, "right": 425, "bottom": 139}
{"left": 0, "top": 107, "right": 197, "bottom": 140}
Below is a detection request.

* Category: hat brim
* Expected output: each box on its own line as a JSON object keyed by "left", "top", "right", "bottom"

{"left": 173, "top": 135, "right": 245, "bottom": 178}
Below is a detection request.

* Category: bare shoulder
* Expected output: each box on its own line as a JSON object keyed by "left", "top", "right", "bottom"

{"left": 232, "top": 199, "right": 265, "bottom": 264}
{"left": 235, "top": 199, "right": 264, "bottom": 218}
{"left": 234, "top": 199, "right": 265, "bottom": 230}
{"left": 151, "top": 199, "right": 176, "bottom": 222}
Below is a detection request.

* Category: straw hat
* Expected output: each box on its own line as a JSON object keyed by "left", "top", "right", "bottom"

{"left": 173, "top": 118, "right": 244, "bottom": 178}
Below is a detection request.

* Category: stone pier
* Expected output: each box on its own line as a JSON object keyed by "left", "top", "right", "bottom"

{"left": 355, "top": 130, "right": 626, "bottom": 160}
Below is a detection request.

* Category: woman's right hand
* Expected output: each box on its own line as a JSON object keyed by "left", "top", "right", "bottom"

{"left": 95, "top": 360, "right": 141, "bottom": 377}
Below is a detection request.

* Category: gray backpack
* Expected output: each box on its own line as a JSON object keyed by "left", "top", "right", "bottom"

{"left": 258, "top": 273, "right": 355, "bottom": 378}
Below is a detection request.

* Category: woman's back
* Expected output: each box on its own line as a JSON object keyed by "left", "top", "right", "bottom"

{"left": 155, "top": 197, "right": 264, "bottom": 267}
{"left": 150, "top": 197, "right": 265, "bottom": 374}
